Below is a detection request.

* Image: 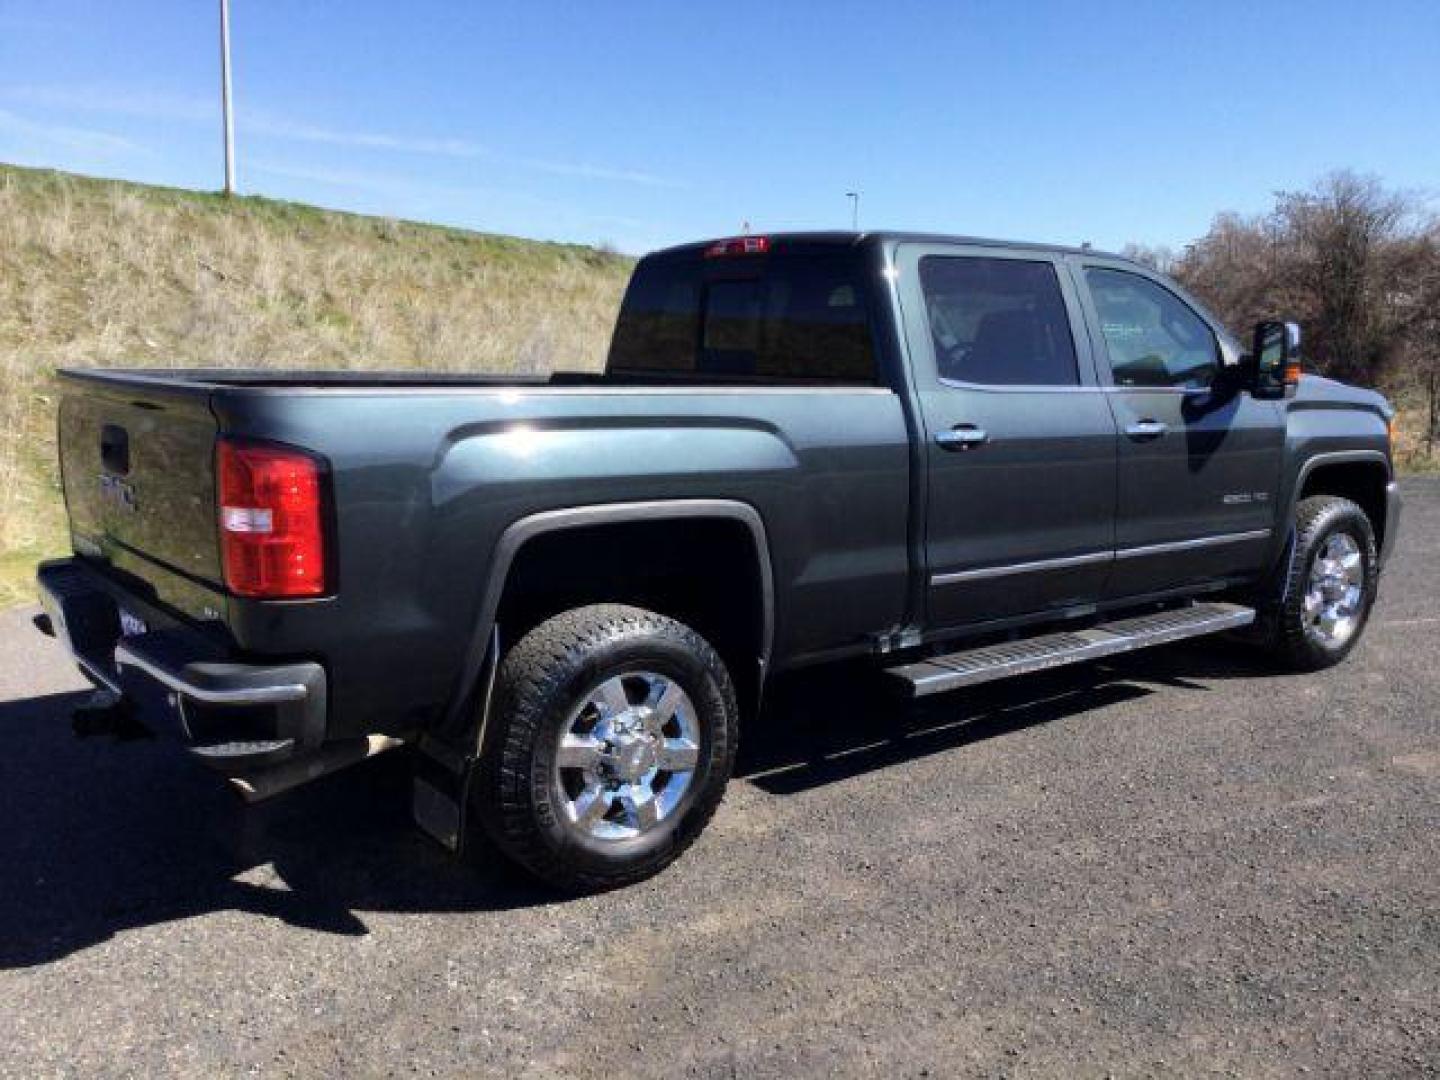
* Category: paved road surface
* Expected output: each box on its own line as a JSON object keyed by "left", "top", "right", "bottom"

{"left": 2, "top": 482, "right": 1437, "bottom": 1077}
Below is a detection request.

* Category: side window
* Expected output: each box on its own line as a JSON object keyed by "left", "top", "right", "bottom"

{"left": 1084, "top": 268, "right": 1219, "bottom": 390}
{"left": 918, "top": 256, "right": 1079, "bottom": 387}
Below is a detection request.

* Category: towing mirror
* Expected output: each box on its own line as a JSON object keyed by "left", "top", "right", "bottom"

{"left": 1249, "top": 320, "right": 1301, "bottom": 400}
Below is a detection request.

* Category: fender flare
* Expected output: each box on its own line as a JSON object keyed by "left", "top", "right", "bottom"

{"left": 1264, "top": 449, "right": 1395, "bottom": 600}
{"left": 1289, "top": 450, "right": 1391, "bottom": 504}
{"left": 439, "top": 498, "right": 776, "bottom": 745}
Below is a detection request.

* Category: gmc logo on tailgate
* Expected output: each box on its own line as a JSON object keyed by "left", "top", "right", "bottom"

{"left": 98, "top": 473, "right": 137, "bottom": 512}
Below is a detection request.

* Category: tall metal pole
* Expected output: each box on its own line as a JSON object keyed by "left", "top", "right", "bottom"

{"left": 220, "top": 0, "right": 236, "bottom": 195}
{"left": 846, "top": 191, "right": 859, "bottom": 230}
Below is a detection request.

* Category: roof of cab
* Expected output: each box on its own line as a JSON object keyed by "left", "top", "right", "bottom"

{"left": 647, "top": 230, "right": 1129, "bottom": 262}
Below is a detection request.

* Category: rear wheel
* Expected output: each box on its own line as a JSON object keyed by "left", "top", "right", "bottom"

{"left": 474, "top": 604, "right": 738, "bottom": 892}
{"left": 1265, "top": 495, "right": 1379, "bottom": 671}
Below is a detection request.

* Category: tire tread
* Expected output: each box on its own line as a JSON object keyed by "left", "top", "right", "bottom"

{"left": 476, "top": 604, "right": 736, "bottom": 892}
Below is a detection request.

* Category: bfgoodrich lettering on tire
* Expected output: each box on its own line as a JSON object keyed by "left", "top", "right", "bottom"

{"left": 473, "top": 604, "right": 738, "bottom": 892}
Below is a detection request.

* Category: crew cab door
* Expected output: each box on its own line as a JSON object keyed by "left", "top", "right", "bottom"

{"left": 895, "top": 244, "right": 1118, "bottom": 630}
{"left": 1070, "top": 259, "right": 1285, "bottom": 598}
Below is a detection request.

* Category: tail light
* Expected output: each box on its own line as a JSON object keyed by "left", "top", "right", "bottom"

{"left": 216, "top": 438, "right": 329, "bottom": 598}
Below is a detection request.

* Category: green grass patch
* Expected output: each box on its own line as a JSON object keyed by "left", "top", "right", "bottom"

{"left": 0, "top": 544, "right": 53, "bottom": 610}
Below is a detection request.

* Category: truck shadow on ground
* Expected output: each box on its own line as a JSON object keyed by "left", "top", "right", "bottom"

{"left": 0, "top": 640, "right": 1266, "bottom": 968}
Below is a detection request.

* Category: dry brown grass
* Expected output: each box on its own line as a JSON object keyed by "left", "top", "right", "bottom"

{"left": 0, "top": 163, "right": 632, "bottom": 605}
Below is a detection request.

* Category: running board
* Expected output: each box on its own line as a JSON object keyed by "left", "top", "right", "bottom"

{"left": 887, "top": 602, "right": 1255, "bottom": 698}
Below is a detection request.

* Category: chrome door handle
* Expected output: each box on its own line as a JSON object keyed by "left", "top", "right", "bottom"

{"left": 1124, "top": 419, "right": 1169, "bottom": 440}
{"left": 934, "top": 425, "right": 989, "bottom": 451}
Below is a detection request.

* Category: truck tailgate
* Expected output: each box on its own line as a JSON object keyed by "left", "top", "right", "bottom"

{"left": 58, "top": 379, "right": 222, "bottom": 587}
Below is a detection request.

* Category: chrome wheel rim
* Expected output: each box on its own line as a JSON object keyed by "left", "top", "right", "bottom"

{"left": 1303, "top": 531, "right": 1365, "bottom": 647}
{"left": 553, "top": 671, "right": 701, "bottom": 841}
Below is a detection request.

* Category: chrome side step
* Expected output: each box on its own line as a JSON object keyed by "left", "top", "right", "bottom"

{"left": 886, "top": 602, "right": 1255, "bottom": 698}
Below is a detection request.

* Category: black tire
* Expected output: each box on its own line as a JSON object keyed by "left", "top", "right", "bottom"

{"left": 474, "top": 604, "right": 738, "bottom": 893}
{"left": 1265, "top": 495, "right": 1379, "bottom": 671}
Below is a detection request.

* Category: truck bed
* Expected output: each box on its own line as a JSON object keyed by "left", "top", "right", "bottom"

{"left": 54, "top": 365, "right": 913, "bottom": 744}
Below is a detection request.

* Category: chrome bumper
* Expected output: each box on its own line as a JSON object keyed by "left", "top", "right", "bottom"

{"left": 36, "top": 558, "right": 326, "bottom": 769}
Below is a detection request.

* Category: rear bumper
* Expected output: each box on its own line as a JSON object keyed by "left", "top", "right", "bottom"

{"left": 37, "top": 558, "right": 326, "bottom": 771}
{"left": 1381, "top": 480, "right": 1402, "bottom": 569}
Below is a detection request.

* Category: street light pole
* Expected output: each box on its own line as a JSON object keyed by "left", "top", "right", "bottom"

{"left": 220, "top": 0, "right": 236, "bottom": 195}
{"left": 846, "top": 191, "right": 859, "bottom": 230}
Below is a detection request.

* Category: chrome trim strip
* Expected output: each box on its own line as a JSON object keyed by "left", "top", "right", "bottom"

{"left": 77, "top": 655, "right": 123, "bottom": 696}
{"left": 934, "top": 379, "right": 1219, "bottom": 397}
{"left": 1113, "top": 528, "right": 1271, "bottom": 560}
{"left": 930, "top": 528, "right": 1272, "bottom": 586}
{"left": 114, "top": 643, "right": 310, "bottom": 705}
{"left": 930, "top": 549, "right": 1111, "bottom": 586}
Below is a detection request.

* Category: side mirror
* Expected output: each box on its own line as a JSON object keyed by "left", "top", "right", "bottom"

{"left": 1248, "top": 320, "right": 1301, "bottom": 400}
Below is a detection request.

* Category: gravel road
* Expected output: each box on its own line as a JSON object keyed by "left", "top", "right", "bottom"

{"left": 2, "top": 482, "right": 1437, "bottom": 1078}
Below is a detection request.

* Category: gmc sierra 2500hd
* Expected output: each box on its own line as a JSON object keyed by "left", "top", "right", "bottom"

{"left": 37, "top": 231, "right": 1400, "bottom": 891}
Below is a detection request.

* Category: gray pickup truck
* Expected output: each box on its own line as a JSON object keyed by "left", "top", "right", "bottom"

{"left": 37, "top": 231, "right": 1400, "bottom": 890}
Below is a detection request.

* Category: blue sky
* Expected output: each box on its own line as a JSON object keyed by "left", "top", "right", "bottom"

{"left": 1, "top": 1, "right": 1437, "bottom": 254}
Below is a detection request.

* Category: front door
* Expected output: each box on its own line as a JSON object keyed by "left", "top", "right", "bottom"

{"left": 1072, "top": 261, "right": 1285, "bottom": 599}
{"left": 896, "top": 245, "right": 1118, "bottom": 631}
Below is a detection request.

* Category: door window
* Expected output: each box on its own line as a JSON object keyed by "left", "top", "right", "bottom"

{"left": 918, "top": 256, "right": 1079, "bottom": 387}
{"left": 1085, "top": 268, "right": 1219, "bottom": 390}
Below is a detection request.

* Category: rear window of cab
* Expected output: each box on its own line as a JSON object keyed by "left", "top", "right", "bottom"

{"left": 608, "top": 253, "right": 877, "bottom": 383}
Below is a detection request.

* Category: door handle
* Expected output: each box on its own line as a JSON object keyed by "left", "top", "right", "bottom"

{"left": 934, "top": 425, "right": 989, "bottom": 451}
{"left": 1124, "top": 419, "right": 1169, "bottom": 440}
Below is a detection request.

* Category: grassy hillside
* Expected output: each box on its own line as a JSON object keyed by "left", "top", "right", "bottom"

{"left": 0, "top": 163, "right": 633, "bottom": 606}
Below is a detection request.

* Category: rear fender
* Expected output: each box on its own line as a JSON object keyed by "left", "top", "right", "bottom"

{"left": 441, "top": 498, "right": 774, "bottom": 759}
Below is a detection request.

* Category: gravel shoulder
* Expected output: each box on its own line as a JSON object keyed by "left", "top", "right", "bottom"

{"left": 1, "top": 482, "right": 1437, "bottom": 1077}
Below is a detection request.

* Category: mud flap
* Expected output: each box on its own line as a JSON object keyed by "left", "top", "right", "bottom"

{"left": 410, "top": 626, "right": 500, "bottom": 854}
{"left": 411, "top": 738, "right": 467, "bottom": 851}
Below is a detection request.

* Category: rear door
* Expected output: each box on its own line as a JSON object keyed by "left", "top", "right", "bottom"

{"left": 1071, "top": 260, "right": 1284, "bottom": 598}
{"left": 895, "top": 244, "right": 1118, "bottom": 631}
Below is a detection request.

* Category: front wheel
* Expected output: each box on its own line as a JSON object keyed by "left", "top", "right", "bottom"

{"left": 1265, "top": 495, "right": 1379, "bottom": 671}
{"left": 474, "top": 604, "right": 738, "bottom": 892}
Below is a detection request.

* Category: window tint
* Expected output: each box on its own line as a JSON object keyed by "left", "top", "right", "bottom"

{"left": 918, "top": 256, "right": 1079, "bottom": 387}
{"left": 607, "top": 263, "right": 701, "bottom": 374}
{"left": 607, "top": 254, "right": 875, "bottom": 382}
{"left": 1085, "top": 268, "right": 1218, "bottom": 389}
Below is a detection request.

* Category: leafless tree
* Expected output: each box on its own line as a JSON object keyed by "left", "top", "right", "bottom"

{"left": 1388, "top": 224, "right": 1440, "bottom": 453}
{"left": 1120, "top": 243, "right": 1179, "bottom": 275}
{"left": 1165, "top": 172, "right": 1435, "bottom": 393}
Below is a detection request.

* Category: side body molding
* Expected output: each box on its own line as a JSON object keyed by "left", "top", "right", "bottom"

{"left": 440, "top": 498, "right": 776, "bottom": 737}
